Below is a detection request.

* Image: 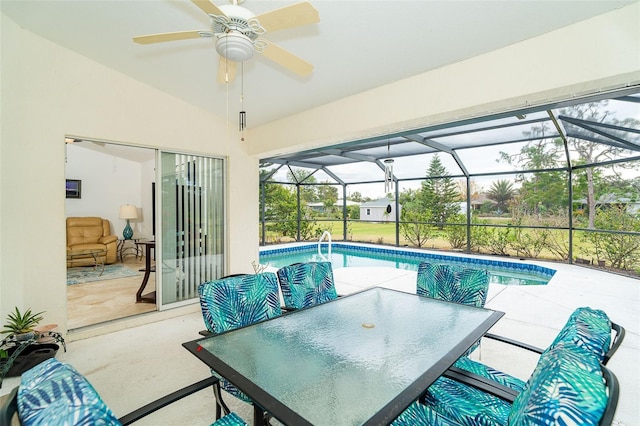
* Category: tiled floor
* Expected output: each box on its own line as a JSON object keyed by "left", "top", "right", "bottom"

{"left": 67, "top": 256, "right": 156, "bottom": 329}
{"left": 2, "top": 259, "right": 638, "bottom": 425}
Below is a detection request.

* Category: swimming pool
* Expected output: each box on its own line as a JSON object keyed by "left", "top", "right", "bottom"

{"left": 259, "top": 243, "right": 556, "bottom": 285}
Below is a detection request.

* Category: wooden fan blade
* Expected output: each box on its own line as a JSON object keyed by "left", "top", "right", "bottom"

{"left": 254, "top": 2, "right": 319, "bottom": 33}
{"left": 191, "top": 0, "right": 227, "bottom": 17}
{"left": 261, "top": 42, "right": 313, "bottom": 76}
{"left": 217, "top": 57, "right": 237, "bottom": 84}
{"left": 133, "top": 30, "right": 207, "bottom": 44}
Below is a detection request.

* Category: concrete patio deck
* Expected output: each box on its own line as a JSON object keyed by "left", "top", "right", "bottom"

{"left": 1, "top": 260, "right": 638, "bottom": 425}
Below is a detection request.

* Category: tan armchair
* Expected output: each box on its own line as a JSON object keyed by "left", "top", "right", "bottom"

{"left": 66, "top": 217, "right": 118, "bottom": 267}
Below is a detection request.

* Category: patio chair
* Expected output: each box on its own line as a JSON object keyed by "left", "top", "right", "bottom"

{"left": 0, "top": 357, "right": 248, "bottom": 425}
{"left": 198, "top": 272, "right": 282, "bottom": 423}
{"left": 420, "top": 307, "right": 624, "bottom": 425}
{"left": 416, "top": 262, "right": 489, "bottom": 307}
{"left": 416, "top": 262, "right": 489, "bottom": 354}
{"left": 444, "top": 306, "right": 625, "bottom": 396}
{"left": 394, "top": 341, "right": 619, "bottom": 426}
{"left": 276, "top": 261, "right": 338, "bottom": 310}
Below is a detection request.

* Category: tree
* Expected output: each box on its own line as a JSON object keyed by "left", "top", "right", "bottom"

{"left": 456, "top": 179, "right": 481, "bottom": 201}
{"left": 518, "top": 169, "right": 568, "bottom": 215}
{"left": 486, "top": 180, "right": 516, "bottom": 213}
{"left": 399, "top": 188, "right": 433, "bottom": 248}
{"left": 420, "top": 155, "right": 461, "bottom": 228}
{"left": 348, "top": 192, "right": 363, "bottom": 202}
{"left": 260, "top": 170, "right": 296, "bottom": 221}
{"left": 501, "top": 101, "right": 640, "bottom": 227}
{"left": 260, "top": 181, "right": 298, "bottom": 237}
{"left": 500, "top": 129, "right": 568, "bottom": 215}
{"left": 261, "top": 170, "right": 320, "bottom": 240}
{"left": 560, "top": 102, "right": 639, "bottom": 228}
{"left": 287, "top": 169, "right": 318, "bottom": 204}
{"left": 347, "top": 205, "right": 360, "bottom": 219}
{"left": 317, "top": 184, "right": 339, "bottom": 215}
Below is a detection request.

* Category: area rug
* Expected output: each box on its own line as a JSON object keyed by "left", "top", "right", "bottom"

{"left": 67, "top": 264, "right": 140, "bottom": 285}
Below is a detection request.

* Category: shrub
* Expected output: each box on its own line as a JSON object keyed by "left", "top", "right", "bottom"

{"left": 400, "top": 210, "right": 433, "bottom": 248}
{"left": 484, "top": 226, "right": 513, "bottom": 256}
{"left": 583, "top": 209, "right": 640, "bottom": 270}
{"left": 509, "top": 219, "right": 549, "bottom": 259}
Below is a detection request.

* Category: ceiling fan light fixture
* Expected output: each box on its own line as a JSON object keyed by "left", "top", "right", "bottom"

{"left": 216, "top": 32, "right": 254, "bottom": 62}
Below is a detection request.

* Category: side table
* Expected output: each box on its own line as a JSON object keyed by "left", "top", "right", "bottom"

{"left": 136, "top": 241, "right": 156, "bottom": 303}
{"left": 117, "top": 238, "right": 147, "bottom": 262}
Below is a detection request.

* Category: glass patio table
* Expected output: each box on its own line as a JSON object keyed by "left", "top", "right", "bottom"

{"left": 183, "top": 287, "right": 504, "bottom": 426}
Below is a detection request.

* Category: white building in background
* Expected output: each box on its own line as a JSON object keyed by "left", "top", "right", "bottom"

{"left": 359, "top": 197, "right": 402, "bottom": 222}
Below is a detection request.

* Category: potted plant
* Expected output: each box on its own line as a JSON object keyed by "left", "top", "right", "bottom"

{"left": 1, "top": 307, "right": 59, "bottom": 382}
{"left": 1, "top": 307, "right": 44, "bottom": 340}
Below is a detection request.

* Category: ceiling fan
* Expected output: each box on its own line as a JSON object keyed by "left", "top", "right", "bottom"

{"left": 133, "top": 0, "right": 319, "bottom": 83}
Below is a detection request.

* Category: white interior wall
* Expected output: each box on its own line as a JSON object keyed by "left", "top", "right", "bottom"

{"left": 64, "top": 144, "right": 146, "bottom": 239}
{"left": 0, "top": 13, "right": 256, "bottom": 333}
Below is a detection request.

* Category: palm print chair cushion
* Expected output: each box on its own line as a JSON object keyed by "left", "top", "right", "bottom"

{"left": 417, "top": 262, "right": 489, "bottom": 355}
{"left": 276, "top": 261, "right": 338, "bottom": 310}
{"left": 213, "top": 412, "right": 249, "bottom": 426}
{"left": 508, "top": 342, "right": 610, "bottom": 425}
{"left": 6, "top": 355, "right": 248, "bottom": 425}
{"left": 415, "top": 342, "right": 615, "bottom": 426}
{"left": 548, "top": 307, "right": 613, "bottom": 362}
{"left": 448, "top": 306, "right": 621, "bottom": 398}
{"left": 16, "top": 358, "right": 120, "bottom": 425}
{"left": 391, "top": 401, "right": 460, "bottom": 426}
{"left": 416, "top": 262, "right": 489, "bottom": 307}
{"left": 198, "top": 272, "right": 282, "bottom": 421}
{"left": 421, "top": 308, "right": 621, "bottom": 426}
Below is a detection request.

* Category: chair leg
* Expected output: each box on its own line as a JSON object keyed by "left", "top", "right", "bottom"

{"left": 212, "top": 380, "right": 231, "bottom": 420}
{"left": 253, "top": 404, "right": 274, "bottom": 426}
{"left": 250, "top": 402, "right": 275, "bottom": 426}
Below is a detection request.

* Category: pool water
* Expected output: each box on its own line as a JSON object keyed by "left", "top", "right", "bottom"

{"left": 260, "top": 243, "right": 556, "bottom": 286}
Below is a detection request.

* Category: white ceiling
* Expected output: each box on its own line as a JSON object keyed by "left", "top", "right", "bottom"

{"left": 2, "top": 0, "right": 635, "bottom": 128}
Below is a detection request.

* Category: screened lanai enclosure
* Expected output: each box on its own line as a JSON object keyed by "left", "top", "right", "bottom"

{"left": 259, "top": 88, "right": 640, "bottom": 275}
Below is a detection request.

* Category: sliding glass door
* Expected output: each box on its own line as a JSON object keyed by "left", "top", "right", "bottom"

{"left": 158, "top": 152, "right": 225, "bottom": 307}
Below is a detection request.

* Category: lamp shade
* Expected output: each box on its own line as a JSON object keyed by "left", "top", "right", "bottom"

{"left": 119, "top": 205, "right": 138, "bottom": 220}
{"left": 216, "top": 32, "right": 254, "bottom": 62}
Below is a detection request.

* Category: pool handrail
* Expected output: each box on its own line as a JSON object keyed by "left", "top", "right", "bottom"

{"left": 318, "top": 230, "right": 332, "bottom": 260}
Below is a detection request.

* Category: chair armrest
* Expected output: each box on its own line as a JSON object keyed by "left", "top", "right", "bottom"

{"left": 604, "top": 322, "right": 625, "bottom": 365}
{"left": 0, "top": 387, "right": 18, "bottom": 425}
{"left": 484, "top": 332, "right": 545, "bottom": 354}
{"left": 118, "top": 376, "right": 218, "bottom": 425}
{"left": 443, "top": 366, "right": 520, "bottom": 403}
{"left": 100, "top": 235, "right": 118, "bottom": 245}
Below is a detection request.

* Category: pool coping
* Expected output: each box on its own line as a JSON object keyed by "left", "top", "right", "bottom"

{"left": 259, "top": 242, "right": 557, "bottom": 282}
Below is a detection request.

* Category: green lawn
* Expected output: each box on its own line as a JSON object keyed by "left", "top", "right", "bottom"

{"left": 262, "top": 219, "right": 639, "bottom": 274}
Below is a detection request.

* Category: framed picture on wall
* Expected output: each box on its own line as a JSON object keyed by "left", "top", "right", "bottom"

{"left": 66, "top": 179, "right": 82, "bottom": 199}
